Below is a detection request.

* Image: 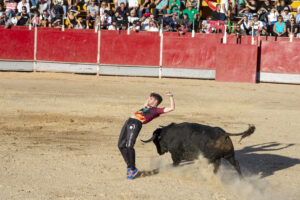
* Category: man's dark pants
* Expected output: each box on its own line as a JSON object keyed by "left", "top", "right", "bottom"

{"left": 118, "top": 118, "right": 142, "bottom": 170}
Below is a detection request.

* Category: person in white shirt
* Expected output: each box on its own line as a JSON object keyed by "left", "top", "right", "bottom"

{"left": 281, "top": 7, "right": 293, "bottom": 23}
{"left": 99, "top": 1, "right": 110, "bottom": 18}
{"left": 17, "top": 0, "right": 30, "bottom": 13}
{"left": 250, "top": 14, "right": 264, "bottom": 36}
{"left": 128, "top": 9, "right": 139, "bottom": 24}
{"left": 268, "top": 8, "right": 279, "bottom": 25}
{"left": 128, "top": 0, "right": 138, "bottom": 9}
{"left": 220, "top": 0, "right": 229, "bottom": 19}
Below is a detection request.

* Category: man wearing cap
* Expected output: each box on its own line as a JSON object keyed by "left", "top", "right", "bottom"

{"left": 16, "top": 5, "right": 29, "bottom": 26}
{"left": 281, "top": 7, "right": 293, "bottom": 22}
{"left": 182, "top": 2, "right": 199, "bottom": 24}
{"left": 250, "top": 13, "right": 264, "bottom": 36}
{"left": 118, "top": 92, "right": 175, "bottom": 179}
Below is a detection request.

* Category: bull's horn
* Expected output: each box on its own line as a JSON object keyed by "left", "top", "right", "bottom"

{"left": 140, "top": 134, "right": 156, "bottom": 143}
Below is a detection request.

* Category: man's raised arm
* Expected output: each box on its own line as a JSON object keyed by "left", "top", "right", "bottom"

{"left": 164, "top": 91, "right": 175, "bottom": 113}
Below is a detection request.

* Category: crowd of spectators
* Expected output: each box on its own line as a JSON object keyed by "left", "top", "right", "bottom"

{"left": 0, "top": 0, "right": 299, "bottom": 37}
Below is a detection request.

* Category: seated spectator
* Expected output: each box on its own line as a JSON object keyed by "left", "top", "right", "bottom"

{"left": 244, "top": 0, "right": 257, "bottom": 13}
{"left": 139, "top": 0, "right": 151, "bottom": 18}
{"left": 128, "top": 0, "right": 138, "bottom": 10}
{"left": 273, "top": 15, "right": 286, "bottom": 37}
{"left": 86, "top": 0, "right": 99, "bottom": 29}
{"left": 297, "top": 6, "right": 300, "bottom": 24}
{"left": 108, "top": 20, "right": 119, "bottom": 30}
{"left": 178, "top": 23, "right": 188, "bottom": 34}
{"left": 116, "top": 2, "right": 129, "bottom": 19}
{"left": 238, "top": 15, "right": 251, "bottom": 35}
{"left": 179, "top": 13, "right": 191, "bottom": 31}
{"left": 5, "top": 0, "right": 17, "bottom": 19}
{"left": 258, "top": 0, "right": 272, "bottom": 22}
{"left": 182, "top": 2, "right": 199, "bottom": 24}
{"left": 153, "top": 0, "right": 168, "bottom": 18}
{"left": 140, "top": 13, "right": 150, "bottom": 30}
{"left": 167, "top": 0, "right": 180, "bottom": 18}
{"left": 120, "top": 22, "right": 127, "bottom": 30}
{"left": 250, "top": 13, "right": 264, "bottom": 36}
{"left": 17, "top": 0, "right": 29, "bottom": 14}
{"left": 239, "top": 7, "right": 253, "bottom": 20}
{"left": 52, "top": 18, "right": 62, "bottom": 28}
{"left": 276, "top": 0, "right": 292, "bottom": 14}
{"left": 100, "top": 10, "right": 111, "bottom": 29}
{"left": 268, "top": 8, "right": 279, "bottom": 25}
{"left": 281, "top": 7, "right": 293, "bottom": 23}
{"left": 130, "top": 20, "right": 140, "bottom": 31}
{"left": 99, "top": 2, "right": 110, "bottom": 18}
{"left": 259, "top": 25, "right": 269, "bottom": 36}
{"left": 40, "top": 10, "right": 51, "bottom": 27}
{"left": 31, "top": 11, "right": 40, "bottom": 27}
{"left": 67, "top": 9, "right": 82, "bottom": 29}
{"left": 112, "top": 11, "right": 127, "bottom": 27}
{"left": 115, "top": 0, "right": 127, "bottom": 8}
{"left": 163, "top": 23, "right": 171, "bottom": 31}
{"left": 128, "top": 9, "right": 139, "bottom": 25}
{"left": 287, "top": 18, "right": 298, "bottom": 37}
{"left": 16, "top": 6, "right": 29, "bottom": 26}
{"left": 0, "top": 4, "right": 4, "bottom": 17}
{"left": 163, "top": 12, "right": 179, "bottom": 31}
{"left": 0, "top": 12, "right": 13, "bottom": 27}
{"left": 201, "top": 16, "right": 212, "bottom": 33}
{"left": 212, "top": 4, "right": 226, "bottom": 21}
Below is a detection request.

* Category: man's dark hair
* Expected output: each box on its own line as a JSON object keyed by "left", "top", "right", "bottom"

{"left": 150, "top": 93, "right": 163, "bottom": 106}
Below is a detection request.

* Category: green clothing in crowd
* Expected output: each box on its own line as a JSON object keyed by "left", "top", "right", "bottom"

{"left": 182, "top": 8, "right": 199, "bottom": 23}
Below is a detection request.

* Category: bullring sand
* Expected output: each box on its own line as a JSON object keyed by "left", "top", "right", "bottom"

{"left": 0, "top": 72, "right": 300, "bottom": 200}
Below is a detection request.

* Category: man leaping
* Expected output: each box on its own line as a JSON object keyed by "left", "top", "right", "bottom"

{"left": 118, "top": 91, "right": 175, "bottom": 179}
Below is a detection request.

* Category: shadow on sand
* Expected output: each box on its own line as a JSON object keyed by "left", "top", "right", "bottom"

{"left": 235, "top": 142, "right": 300, "bottom": 178}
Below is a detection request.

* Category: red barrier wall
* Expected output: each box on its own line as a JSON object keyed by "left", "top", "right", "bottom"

{"left": 36, "top": 30, "right": 98, "bottom": 63}
{"left": 100, "top": 30, "right": 160, "bottom": 66}
{"left": 162, "top": 36, "right": 217, "bottom": 69}
{"left": 216, "top": 44, "right": 258, "bottom": 83}
{"left": 260, "top": 41, "right": 300, "bottom": 74}
{"left": 0, "top": 29, "right": 34, "bottom": 60}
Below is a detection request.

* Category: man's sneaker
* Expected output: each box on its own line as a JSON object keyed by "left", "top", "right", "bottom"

{"left": 127, "top": 168, "right": 138, "bottom": 180}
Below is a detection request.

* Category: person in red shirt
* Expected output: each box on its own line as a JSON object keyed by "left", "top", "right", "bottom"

{"left": 118, "top": 91, "right": 175, "bottom": 179}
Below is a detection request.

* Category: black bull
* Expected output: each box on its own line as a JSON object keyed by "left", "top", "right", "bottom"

{"left": 141, "top": 123, "right": 255, "bottom": 175}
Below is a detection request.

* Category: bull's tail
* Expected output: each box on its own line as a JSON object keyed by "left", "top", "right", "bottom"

{"left": 226, "top": 124, "right": 255, "bottom": 144}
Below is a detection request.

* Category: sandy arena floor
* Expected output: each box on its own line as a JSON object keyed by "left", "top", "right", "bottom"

{"left": 0, "top": 72, "right": 300, "bottom": 200}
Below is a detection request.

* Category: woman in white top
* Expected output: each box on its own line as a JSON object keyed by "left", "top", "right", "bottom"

{"left": 128, "top": 9, "right": 139, "bottom": 24}
{"left": 238, "top": 15, "right": 251, "bottom": 35}
{"left": 268, "top": 8, "right": 279, "bottom": 25}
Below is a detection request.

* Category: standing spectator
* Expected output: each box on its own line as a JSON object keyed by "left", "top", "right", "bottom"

{"left": 238, "top": 15, "right": 251, "bottom": 35}
{"left": 273, "top": 15, "right": 286, "bottom": 37}
{"left": 128, "top": 0, "right": 138, "bottom": 10}
{"left": 17, "top": 0, "right": 29, "bottom": 14}
{"left": 182, "top": 2, "right": 199, "bottom": 24}
{"left": 244, "top": 0, "right": 257, "bottom": 13}
{"left": 40, "top": 9, "right": 51, "bottom": 27}
{"left": 153, "top": 0, "right": 168, "bottom": 19}
{"left": 220, "top": 0, "right": 229, "bottom": 19}
{"left": 16, "top": 6, "right": 29, "bottom": 26}
{"left": 212, "top": 4, "right": 226, "bottom": 20}
{"left": 86, "top": 0, "right": 99, "bottom": 29}
{"left": 115, "top": 0, "right": 127, "bottom": 7}
{"left": 276, "top": 0, "right": 292, "bottom": 14}
{"left": 250, "top": 14, "right": 264, "bottom": 36}
{"left": 296, "top": 6, "right": 300, "bottom": 24}
{"left": 281, "top": 7, "right": 292, "bottom": 23}
{"left": 31, "top": 11, "right": 40, "bottom": 26}
{"left": 287, "top": 18, "right": 298, "bottom": 37}
{"left": 268, "top": 8, "right": 279, "bottom": 25}
{"left": 5, "top": 0, "right": 17, "bottom": 19}
{"left": 139, "top": 0, "right": 151, "bottom": 18}
{"left": 116, "top": 2, "right": 129, "bottom": 19}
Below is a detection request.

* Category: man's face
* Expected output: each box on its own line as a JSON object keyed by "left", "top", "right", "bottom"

{"left": 148, "top": 96, "right": 158, "bottom": 107}
{"left": 188, "top": 6, "right": 192, "bottom": 11}
{"left": 91, "top": 1, "right": 95, "bottom": 6}
{"left": 22, "top": 8, "right": 26, "bottom": 14}
{"left": 253, "top": 16, "right": 258, "bottom": 21}
{"left": 121, "top": 3, "right": 125, "bottom": 9}
{"left": 22, "top": 0, "right": 26, "bottom": 3}
{"left": 216, "top": 5, "right": 220, "bottom": 12}
{"left": 280, "top": 0, "right": 285, "bottom": 6}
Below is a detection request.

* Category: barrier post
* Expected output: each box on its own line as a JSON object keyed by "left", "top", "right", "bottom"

{"left": 289, "top": 33, "right": 293, "bottom": 42}
{"left": 127, "top": 22, "right": 130, "bottom": 35}
{"left": 159, "top": 32, "right": 163, "bottom": 79}
{"left": 251, "top": 26, "right": 255, "bottom": 45}
{"left": 223, "top": 25, "right": 227, "bottom": 44}
{"left": 33, "top": 26, "right": 37, "bottom": 72}
{"left": 97, "top": 26, "right": 101, "bottom": 76}
{"left": 62, "top": 15, "right": 65, "bottom": 31}
{"left": 192, "top": 19, "right": 195, "bottom": 38}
